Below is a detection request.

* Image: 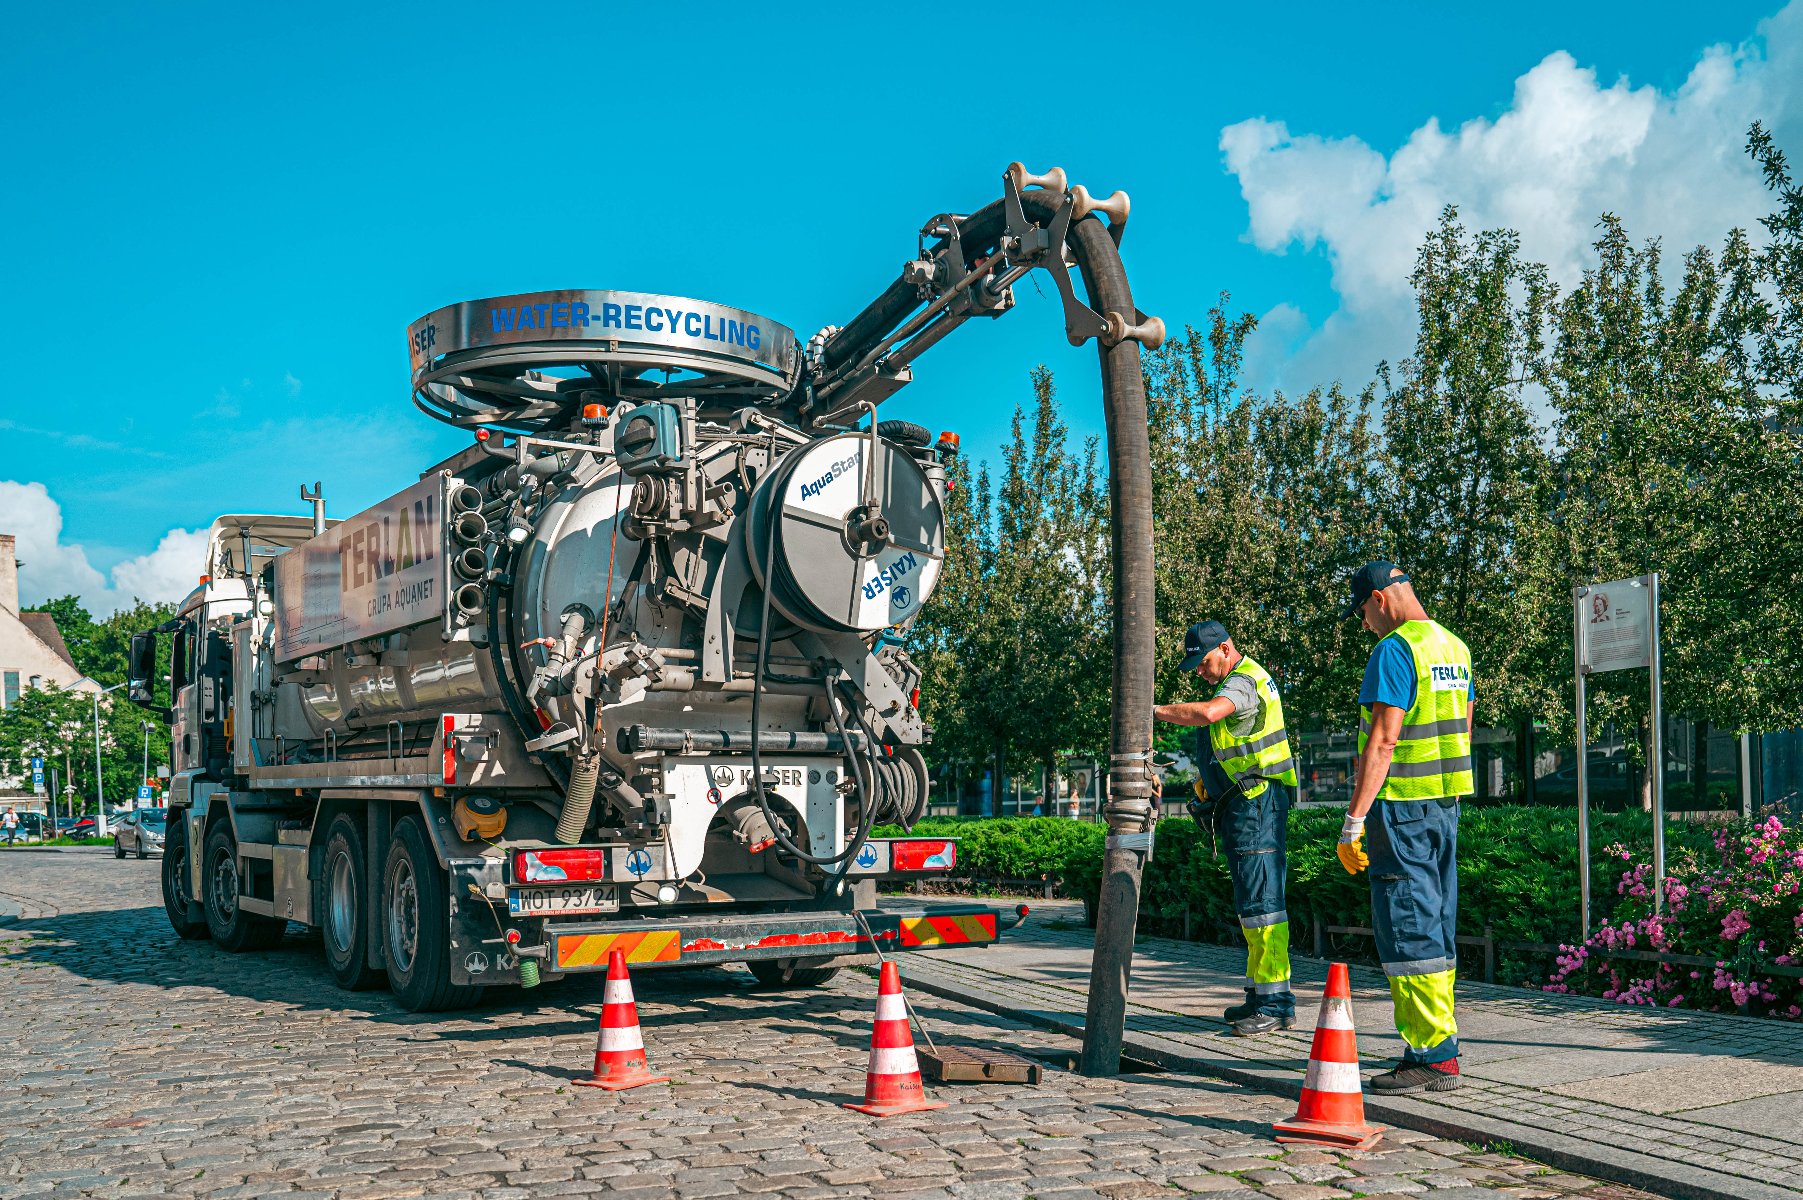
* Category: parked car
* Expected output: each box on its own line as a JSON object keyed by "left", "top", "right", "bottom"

{"left": 2, "top": 811, "right": 47, "bottom": 843}
{"left": 54, "top": 816, "right": 81, "bottom": 834}
{"left": 113, "top": 809, "right": 167, "bottom": 859}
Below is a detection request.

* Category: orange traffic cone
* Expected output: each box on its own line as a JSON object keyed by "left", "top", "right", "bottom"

{"left": 1272, "top": 962, "right": 1385, "bottom": 1150}
{"left": 574, "top": 949, "right": 670, "bottom": 1091}
{"left": 845, "top": 961, "right": 945, "bottom": 1117}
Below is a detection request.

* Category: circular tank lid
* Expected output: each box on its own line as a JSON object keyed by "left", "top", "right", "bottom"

{"left": 749, "top": 431, "right": 945, "bottom": 635}
{"left": 407, "top": 290, "right": 801, "bottom": 431}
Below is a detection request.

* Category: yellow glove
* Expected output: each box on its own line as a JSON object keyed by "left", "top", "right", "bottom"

{"left": 1336, "top": 813, "right": 1368, "bottom": 874}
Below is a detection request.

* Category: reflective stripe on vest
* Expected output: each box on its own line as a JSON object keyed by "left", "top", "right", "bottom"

{"left": 1209, "top": 655, "right": 1299, "bottom": 797}
{"left": 1357, "top": 620, "right": 1474, "bottom": 801}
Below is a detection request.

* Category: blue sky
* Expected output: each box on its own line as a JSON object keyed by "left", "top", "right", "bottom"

{"left": 3, "top": 1, "right": 1796, "bottom": 610}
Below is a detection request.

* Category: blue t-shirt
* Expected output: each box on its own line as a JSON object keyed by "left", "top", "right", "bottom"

{"left": 1359, "top": 634, "right": 1475, "bottom": 713}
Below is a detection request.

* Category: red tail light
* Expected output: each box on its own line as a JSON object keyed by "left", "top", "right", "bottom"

{"left": 442, "top": 715, "right": 456, "bottom": 784}
{"left": 891, "top": 840, "right": 956, "bottom": 872}
{"left": 513, "top": 849, "right": 608, "bottom": 883}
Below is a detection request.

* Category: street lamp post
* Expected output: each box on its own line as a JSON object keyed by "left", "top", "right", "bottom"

{"left": 92, "top": 681, "right": 127, "bottom": 838}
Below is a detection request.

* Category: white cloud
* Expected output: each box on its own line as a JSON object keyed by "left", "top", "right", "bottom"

{"left": 1221, "top": 2, "right": 1803, "bottom": 392}
{"left": 0, "top": 480, "right": 207, "bottom": 616}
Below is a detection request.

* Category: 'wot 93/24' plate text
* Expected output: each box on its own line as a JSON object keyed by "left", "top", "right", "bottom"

{"left": 507, "top": 886, "right": 619, "bottom": 916}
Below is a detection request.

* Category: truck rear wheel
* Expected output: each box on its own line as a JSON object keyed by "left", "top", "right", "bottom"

{"left": 747, "top": 957, "right": 841, "bottom": 988}
{"left": 382, "top": 815, "right": 476, "bottom": 1012}
{"left": 321, "top": 815, "right": 384, "bottom": 991}
{"left": 202, "top": 824, "right": 287, "bottom": 952}
{"left": 161, "top": 818, "right": 209, "bottom": 940}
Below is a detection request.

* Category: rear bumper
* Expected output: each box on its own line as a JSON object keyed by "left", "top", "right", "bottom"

{"left": 545, "top": 904, "right": 1026, "bottom": 973}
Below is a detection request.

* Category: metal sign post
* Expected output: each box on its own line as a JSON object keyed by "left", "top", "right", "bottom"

{"left": 1574, "top": 573, "right": 1663, "bottom": 935}
{"left": 1649, "top": 573, "right": 1665, "bottom": 912}
{"left": 1572, "top": 597, "right": 1590, "bottom": 936}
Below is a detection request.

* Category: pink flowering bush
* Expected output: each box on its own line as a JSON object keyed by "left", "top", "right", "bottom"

{"left": 1544, "top": 814, "right": 1803, "bottom": 1018}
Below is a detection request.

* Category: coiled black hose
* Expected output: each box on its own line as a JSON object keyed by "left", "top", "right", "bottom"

{"left": 745, "top": 481, "right": 879, "bottom": 876}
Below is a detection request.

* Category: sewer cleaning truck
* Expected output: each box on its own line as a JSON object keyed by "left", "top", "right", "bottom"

{"left": 127, "top": 163, "right": 1164, "bottom": 1011}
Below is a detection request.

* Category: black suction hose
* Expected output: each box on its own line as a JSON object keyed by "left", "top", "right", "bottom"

{"left": 746, "top": 478, "right": 879, "bottom": 874}
{"left": 487, "top": 537, "right": 572, "bottom": 794}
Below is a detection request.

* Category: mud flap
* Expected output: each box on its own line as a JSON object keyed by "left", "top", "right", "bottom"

{"left": 447, "top": 857, "right": 520, "bottom": 986}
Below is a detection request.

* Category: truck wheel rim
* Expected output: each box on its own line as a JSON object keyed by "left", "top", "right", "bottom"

{"left": 327, "top": 850, "right": 356, "bottom": 955}
{"left": 388, "top": 860, "right": 419, "bottom": 973}
{"left": 169, "top": 845, "right": 192, "bottom": 907}
{"left": 209, "top": 849, "right": 238, "bottom": 918}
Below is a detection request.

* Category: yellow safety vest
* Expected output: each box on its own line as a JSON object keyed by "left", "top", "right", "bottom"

{"left": 1358, "top": 620, "right": 1474, "bottom": 801}
{"left": 1209, "top": 655, "right": 1298, "bottom": 799}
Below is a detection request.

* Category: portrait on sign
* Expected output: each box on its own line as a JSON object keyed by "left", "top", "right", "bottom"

{"left": 1590, "top": 592, "right": 1610, "bottom": 623}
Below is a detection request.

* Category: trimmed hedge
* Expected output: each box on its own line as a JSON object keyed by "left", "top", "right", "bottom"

{"left": 889, "top": 808, "right": 1727, "bottom": 984}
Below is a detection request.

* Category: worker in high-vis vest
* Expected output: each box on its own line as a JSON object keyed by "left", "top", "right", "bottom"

{"left": 1153, "top": 620, "right": 1299, "bottom": 1036}
{"left": 1338, "top": 561, "right": 1474, "bottom": 1094}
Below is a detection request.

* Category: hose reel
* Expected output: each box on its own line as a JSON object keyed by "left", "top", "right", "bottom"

{"left": 745, "top": 431, "right": 945, "bottom": 635}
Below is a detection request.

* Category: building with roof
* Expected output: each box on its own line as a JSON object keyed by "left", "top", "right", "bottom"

{"left": 0, "top": 533, "right": 101, "bottom": 800}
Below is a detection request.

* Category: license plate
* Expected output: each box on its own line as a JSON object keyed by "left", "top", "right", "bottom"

{"left": 507, "top": 886, "right": 617, "bottom": 916}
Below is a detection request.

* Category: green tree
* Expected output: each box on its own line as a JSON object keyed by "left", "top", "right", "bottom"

{"left": 1547, "top": 219, "right": 1773, "bottom": 734}
{"left": 1377, "top": 209, "right": 1563, "bottom": 732}
{"left": 912, "top": 368, "right": 1111, "bottom": 804}
{"left": 1143, "top": 301, "right": 1385, "bottom": 733}
{"left": 14, "top": 597, "right": 178, "bottom": 813}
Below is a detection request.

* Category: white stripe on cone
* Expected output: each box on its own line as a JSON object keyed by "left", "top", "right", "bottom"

{"left": 1302, "top": 1058, "right": 1362, "bottom": 1094}
{"left": 868, "top": 1045, "right": 922, "bottom": 1076}
{"left": 603, "top": 980, "right": 635, "bottom": 1006}
{"left": 1318, "top": 1002, "right": 1355, "bottom": 1031}
{"left": 600, "top": 1026, "right": 645, "bottom": 1053}
{"left": 875, "top": 993, "right": 907, "bottom": 1022}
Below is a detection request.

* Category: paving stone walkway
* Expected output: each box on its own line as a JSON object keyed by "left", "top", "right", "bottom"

{"left": 888, "top": 900, "right": 1803, "bottom": 1200}
{"left": 0, "top": 848, "right": 1667, "bottom": 1200}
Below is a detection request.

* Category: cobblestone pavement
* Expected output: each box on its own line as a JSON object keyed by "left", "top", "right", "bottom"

{"left": 896, "top": 901, "right": 1803, "bottom": 1200}
{"left": 1, "top": 849, "right": 1659, "bottom": 1200}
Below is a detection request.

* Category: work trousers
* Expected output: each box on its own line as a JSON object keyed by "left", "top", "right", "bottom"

{"left": 1367, "top": 797, "right": 1460, "bottom": 1063}
{"left": 1220, "top": 781, "right": 1294, "bottom": 1017}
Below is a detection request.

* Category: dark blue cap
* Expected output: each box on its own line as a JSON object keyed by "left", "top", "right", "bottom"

{"left": 1178, "top": 620, "right": 1230, "bottom": 672}
{"left": 1342, "top": 560, "right": 1410, "bottom": 618}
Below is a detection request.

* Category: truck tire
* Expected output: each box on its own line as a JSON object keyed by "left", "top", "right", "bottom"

{"left": 161, "top": 819, "right": 209, "bottom": 940}
{"left": 747, "top": 957, "right": 841, "bottom": 989}
{"left": 382, "top": 815, "right": 476, "bottom": 1012}
{"left": 320, "top": 815, "right": 384, "bottom": 991}
{"left": 202, "top": 824, "right": 287, "bottom": 952}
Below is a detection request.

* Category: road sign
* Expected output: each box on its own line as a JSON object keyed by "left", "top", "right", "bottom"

{"left": 32, "top": 767, "right": 45, "bottom": 794}
{"left": 136, "top": 785, "right": 154, "bottom": 808}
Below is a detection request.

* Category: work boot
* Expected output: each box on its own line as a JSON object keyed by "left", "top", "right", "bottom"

{"left": 1231, "top": 1011, "right": 1294, "bottom": 1036}
{"left": 1222, "top": 988, "right": 1260, "bottom": 1023}
{"left": 1232, "top": 988, "right": 1296, "bottom": 1036}
{"left": 1369, "top": 1058, "right": 1461, "bottom": 1093}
